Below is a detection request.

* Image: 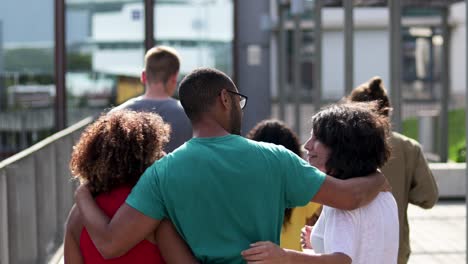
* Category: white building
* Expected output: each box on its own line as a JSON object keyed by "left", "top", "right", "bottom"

{"left": 91, "top": 1, "right": 233, "bottom": 78}
{"left": 88, "top": 1, "right": 466, "bottom": 102}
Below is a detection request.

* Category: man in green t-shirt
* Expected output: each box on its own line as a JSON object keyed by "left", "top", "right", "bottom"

{"left": 75, "top": 68, "right": 387, "bottom": 263}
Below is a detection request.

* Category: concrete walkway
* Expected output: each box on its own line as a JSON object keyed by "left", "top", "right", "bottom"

{"left": 408, "top": 201, "right": 465, "bottom": 264}
{"left": 54, "top": 201, "right": 466, "bottom": 264}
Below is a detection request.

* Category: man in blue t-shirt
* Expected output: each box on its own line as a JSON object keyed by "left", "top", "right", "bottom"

{"left": 110, "top": 46, "right": 192, "bottom": 153}
{"left": 75, "top": 68, "right": 387, "bottom": 263}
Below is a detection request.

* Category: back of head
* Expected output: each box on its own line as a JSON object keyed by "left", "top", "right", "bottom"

{"left": 70, "top": 110, "right": 170, "bottom": 195}
{"left": 179, "top": 67, "right": 236, "bottom": 121}
{"left": 348, "top": 76, "right": 391, "bottom": 117}
{"left": 247, "top": 119, "right": 302, "bottom": 157}
{"left": 311, "top": 102, "right": 391, "bottom": 179}
{"left": 145, "top": 46, "right": 180, "bottom": 84}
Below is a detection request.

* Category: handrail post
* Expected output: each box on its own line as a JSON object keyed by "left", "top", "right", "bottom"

{"left": 0, "top": 170, "right": 9, "bottom": 264}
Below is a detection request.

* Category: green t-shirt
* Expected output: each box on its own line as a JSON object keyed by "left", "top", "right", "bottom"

{"left": 126, "top": 134, "right": 326, "bottom": 263}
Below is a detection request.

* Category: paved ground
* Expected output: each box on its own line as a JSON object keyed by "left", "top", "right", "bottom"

{"left": 54, "top": 201, "right": 466, "bottom": 264}
{"left": 408, "top": 201, "right": 465, "bottom": 264}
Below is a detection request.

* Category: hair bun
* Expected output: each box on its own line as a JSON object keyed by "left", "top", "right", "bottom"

{"left": 368, "top": 76, "right": 383, "bottom": 92}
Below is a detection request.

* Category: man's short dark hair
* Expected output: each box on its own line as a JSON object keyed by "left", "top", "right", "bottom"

{"left": 311, "top": 102, "right": 391, "bottom": 180}
{"left": 179, "top": 68, "right": 236, "bottom": 121}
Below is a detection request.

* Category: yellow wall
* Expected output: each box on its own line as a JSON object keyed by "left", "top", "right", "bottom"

{"left": 116, "top": 76, "right": 144, "bottom": 104}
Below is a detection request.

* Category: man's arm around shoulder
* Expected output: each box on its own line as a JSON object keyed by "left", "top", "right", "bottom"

{"left": 312, "top": 171, "right": 387, "bottom": 210}
{"left": 74, "top": 184, "right": 160, "bottom": 259}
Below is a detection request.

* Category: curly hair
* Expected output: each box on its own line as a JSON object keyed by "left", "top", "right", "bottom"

{"left": 347, "top": 76, "right": 391, "bottom": 117}
{"left": 247, "top": 119, "right": 302, "bottom": 157}
{"left": 70, "top": 110, "right": 170, "bottom": 195}
{"left": 247, "top": 119, "right": 302, "bottom": 227}
{"left": 311, "top": 102, "right": 391, "bottom": 180}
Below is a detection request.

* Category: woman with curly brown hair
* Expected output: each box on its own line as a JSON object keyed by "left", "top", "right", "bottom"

{"left": 242, "top": 102, "right": 399, "bottom": 264}
{"left": 64, "top": 110, "right": 197, "bottom": 264}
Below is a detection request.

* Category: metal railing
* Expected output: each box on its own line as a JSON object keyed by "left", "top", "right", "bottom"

{"left": 0, "top": 117, "right": 93, "bottom": 264}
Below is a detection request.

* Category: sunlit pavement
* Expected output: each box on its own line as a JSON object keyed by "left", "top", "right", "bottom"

{"left": 408, "top": 201, "right": 465, "bottom": 264}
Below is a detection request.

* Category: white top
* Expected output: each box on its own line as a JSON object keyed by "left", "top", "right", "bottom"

{"left": 311, "top": 192, "right": 399, "bottom": 264}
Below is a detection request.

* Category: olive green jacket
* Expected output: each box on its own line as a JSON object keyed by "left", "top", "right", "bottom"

{"left": 382, "top": 132, "right": 439, "bottom": 264}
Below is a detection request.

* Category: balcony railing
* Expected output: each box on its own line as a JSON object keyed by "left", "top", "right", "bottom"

{"left": 0, "top": 117, "right": 92, "bottom": 264}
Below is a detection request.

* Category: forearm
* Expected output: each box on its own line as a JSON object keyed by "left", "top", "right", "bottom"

{"left": 345, "top": 173, "right": 385, "bottom": 209}
{"left": 409, "top": 157, "right": 439, "bottom": 208}
{"left": 285, "top": 250, "right": 350, "bottom": 264}
{"left": 75, "top": 191, "right": 117, "bottom": 256}
{"left": 64, "top": 205, "right": 84, "bottom": 264}
{"left": 74, "top": 184, "right": 162, "bottom": 258}
{"left": 312, "top": 173, "right": 385, "bottom": 210}
{"left": 409, "top": 186, "right": 439, "bottom": 209}
{"left": 64, "top": 229, "right": 84, "bottom": 264}
{"left": 156, "top": 220, "right": 198, "bottom": 264}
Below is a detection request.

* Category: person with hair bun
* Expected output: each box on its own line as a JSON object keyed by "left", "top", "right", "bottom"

{"left": 348, "top": 76, "right": 439, "bottom": 264}
{"left": 64, "top": 110, "right": 197, "bottom": 264}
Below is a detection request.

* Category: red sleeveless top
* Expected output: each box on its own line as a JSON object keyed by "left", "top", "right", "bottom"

{"left": 80, "top": 186, "right": 166, "bottom": 264}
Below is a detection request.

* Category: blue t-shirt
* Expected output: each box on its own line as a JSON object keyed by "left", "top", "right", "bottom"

{"left": 111, "top": 97, "right": 192, "bottom": 153}
{"left": 126, "top": 134, "right": 326, "bottom": 263}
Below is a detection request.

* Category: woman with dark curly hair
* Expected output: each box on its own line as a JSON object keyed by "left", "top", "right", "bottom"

{"left": 64, "top": 110, "right": 197, "bottom": 264}
{"left": 242, "top": 103, "right": 398, "bottom": 264}
{"left": 246, "top": 120, "right": 322, "bottom": 251}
